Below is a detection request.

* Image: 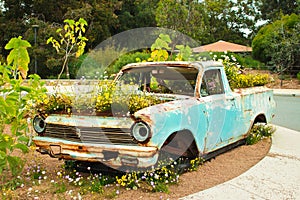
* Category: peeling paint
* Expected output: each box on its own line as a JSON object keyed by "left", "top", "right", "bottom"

{"left": 33, "top": 61, "right": 275, "bottom": 170}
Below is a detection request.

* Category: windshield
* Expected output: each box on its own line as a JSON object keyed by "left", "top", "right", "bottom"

{"left": 116, "top": 65, "right": 198, "bottom": 96}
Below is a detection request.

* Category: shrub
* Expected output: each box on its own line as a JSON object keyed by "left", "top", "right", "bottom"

{"left": 127, "top": 94, "right": 166, "bottom": 114}
{"left": 208, "top": 52, "right": 265, "bottom": 69}
{"left": 246, "top": 124, "right": 275, "bottom": 145}
{"left": 219, "top": 53, "right": 271, "bottom": 89}
{"left": 229, "top": 73, "right": 271, "bottom": 89}
{"left": 95, "top": 84, "right": 115, "bottom": 113}
{"left": 297, "top": 72, "right": 300, "bottom": 81}
{"left": 38, "top": 82, "right": 168, "bottom": 115}
{"left": 112, "top": 51, "right": 151, "bottom": 75}
{"left": 95, "top": 86, "right": 168, "bottom": 115}
{"left": 234, "top": 54, "right": 266, "bottom": 69}
{"left": 0, "top": 37, "right": 46, "bottom": 178}
{"left": 36, "top": 93, "right": 73, "bottom": 114}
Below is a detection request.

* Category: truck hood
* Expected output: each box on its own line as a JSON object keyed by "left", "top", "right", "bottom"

{"left": 133, "top": 95, "right": 197, "bottom": 123}
{"left": 44, "top": 94, "right": 193, "bottom": 128}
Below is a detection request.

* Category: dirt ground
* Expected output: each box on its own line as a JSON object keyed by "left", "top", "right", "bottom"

{"left": 3, "top": 138, "right": 270, "bottom": 200}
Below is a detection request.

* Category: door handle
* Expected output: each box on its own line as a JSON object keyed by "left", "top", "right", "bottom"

{"left": 226, "top": 96, "right": 235, "bottom": 101}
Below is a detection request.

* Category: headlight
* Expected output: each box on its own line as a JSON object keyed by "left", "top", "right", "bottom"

{"left": 33, "top": 115, "right": 46, "bottom": 134}
{"left": 131, "top": 121, "right": 151, "bottom": 143}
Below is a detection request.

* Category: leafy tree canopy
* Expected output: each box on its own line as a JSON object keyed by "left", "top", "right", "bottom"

{"left": 252, "top": 14, "right": 300, "bottom": 72}
{"left": 0, "top": 0, "right": 298, "bottom": 78}
{"left": 256, "top": 0, "right": 299, "bottom": 22}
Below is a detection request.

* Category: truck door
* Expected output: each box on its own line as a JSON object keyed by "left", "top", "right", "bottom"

{"left": 200, "top": 69, "right": 238, "bottom": 152}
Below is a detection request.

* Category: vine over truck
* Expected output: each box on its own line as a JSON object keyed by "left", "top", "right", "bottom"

{"left": 32, "top": 61, "right": 275, "bottom": 171}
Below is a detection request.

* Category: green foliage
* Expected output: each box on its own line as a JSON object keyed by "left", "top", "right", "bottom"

{"left": 1, "top": 155, "right": 203, "bottom": 197}
{"left": 297, "top": 72, "right": 300, "bottom": 81}
{"left": 112, "top": 51, "right": 151, "bottom": 74}
{"left": 95, "top": 85, "right": 168, "bottom": 115}
{"left": 95, "top": 84, "right": 115, "bottom": 113}
{"left": 246, "top": 124, "right": 275, "bottom": 145}
{"left": 148, "top": 33, "right": 171, "bottom": 62}
{"left": 151, "top": 33, "right": 171, "bottom": 51}
{"left": 175, "top": 45, "right": 192, "bottom": 61}
{"left": 117, "top": 0, "right": 158, "bottom": 31}
{"left": 235, "top": 54, "right": 266, "bottom": 70}
{"left": 211, "top": 52, "right": 271, "bottom": 89}
{"left": 5, "top": 36, "right": 31, "bottom": 79}
{"left": 115, "top": 157, "right": 204, "bottom": 193}
{"left": 229, "top": 74, "right": 271, "bottom": 89}
{"left": 257, "top": 0, "right": 299, "bottom": 22}
{"left": 155, "top": 0, "right": 256, "bottom": 44}
{"left": 127, "top": 94, "right": 167, "bottom": 114}
{"left": 47, "top": 18, "right": 88, "bottom": 79}
{"left": 1, "top": 0, "right": 298, "bottom": 79}
{"left": 36, "top": 94, "right": 73, "bottom": 115}
{"left": 77, "top": 45, "right": 128, "bottom": 79}
{"left": 52, "top": 182, "right": 67, "bottom": 194}
{"left": 252, "top": 14, "right": 300, "bottom": 73}
{"left": 148, "top": 33, "right": 194, "bottom": 62}
{"left": 211, "top": 52, "right": 266, "bottom": 70}
{"left": 0, "top": 37, "right": 46, "bottom": 178}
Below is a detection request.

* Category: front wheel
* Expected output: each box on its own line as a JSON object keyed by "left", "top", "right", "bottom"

{"left": 157, "top": 132, "right": 199, "bottom": 172}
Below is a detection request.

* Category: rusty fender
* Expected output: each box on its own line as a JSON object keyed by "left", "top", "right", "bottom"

{"left": 33, "top": 136, "right": 158, "bottom": 168}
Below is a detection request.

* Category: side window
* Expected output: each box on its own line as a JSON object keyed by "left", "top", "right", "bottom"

{"left": 200, "top": 69, "right": 224, "bottom": 97}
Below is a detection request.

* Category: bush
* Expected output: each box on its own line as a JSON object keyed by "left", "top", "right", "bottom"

{"left": 234, "top": 54, "right": 266, "bottom": 69}
{"left": 297, "top": 72, "right": 300, "bottom": 81}
{"left": 0, "top": 37, "right": 46, "bottom": 178}
{"left": 229, "top": 73, "right": 271, "bottom": 89}
{"left": 208, "top": 52, "right": 265, "bottom": 69}
{"left": 112, "top": 51, "right": 151, "bottom": 74}
{"left": 246, "top": 124, "right": 275, "bottom": 145}
{"left": 36, "top": 93, "right": 73, "bottom": 114}
{"left": 95, "top": 85, "right": 168, "bottom": 115}
{"left": 217, "top": 53, "right": 271, "bottom": 89}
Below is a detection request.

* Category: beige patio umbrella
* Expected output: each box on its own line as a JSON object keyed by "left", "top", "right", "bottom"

{"left": 193, "top": 40, "right": 252, "bottom": 52}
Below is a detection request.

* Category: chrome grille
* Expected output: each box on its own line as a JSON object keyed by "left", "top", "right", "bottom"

{"left": 44, "top": 124, "right": 137, "bottom": 145}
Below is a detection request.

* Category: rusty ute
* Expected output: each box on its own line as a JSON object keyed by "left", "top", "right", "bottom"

{"left": 33, "top": 61, "right": 276, "bottom": 171}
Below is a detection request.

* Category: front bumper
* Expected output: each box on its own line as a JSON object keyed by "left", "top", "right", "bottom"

{"left": 33, "top": 136, "right": 158, "bottom": 170}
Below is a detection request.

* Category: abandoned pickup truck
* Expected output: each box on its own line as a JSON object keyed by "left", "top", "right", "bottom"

{"left": 33, "top": 61, "right": 275, "bottom": 171}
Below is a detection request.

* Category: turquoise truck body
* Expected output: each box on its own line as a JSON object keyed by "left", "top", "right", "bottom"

{"left": 33, "top": 61, "right": 275, "bottom": 170}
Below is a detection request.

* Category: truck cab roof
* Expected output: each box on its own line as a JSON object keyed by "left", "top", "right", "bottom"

{"left": 120, "top": 61, "right": 224, "bottom": 72}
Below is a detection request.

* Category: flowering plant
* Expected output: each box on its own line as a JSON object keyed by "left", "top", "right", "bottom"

{"left": 213, "top": 52, "right": 272, "bottom": 89}
{"left": 246, "top": 123, "right": 275, "bottom": 145}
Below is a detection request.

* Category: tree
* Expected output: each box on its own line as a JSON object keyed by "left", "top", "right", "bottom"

{"left": 31, "top": 0, "right": 81, "bottom": 23}
{"left": 116, "top": 0, "right": 158, "bottom": 32}
{"left": 203, "top": 0, "right": 257, "bottom": 44}
{"left": 255, "top": 0, "right": 299, "bottom": 22}
{"left": 47, "top": 18, "right": 88, "bottom": 79}
{"left": 63, "top": 1, "right": 121, "bottom": 49}
{"left": 0, "top": 0, "right": 121, "bottom": 78}
{"left": 155, "top": 0, "right": 256, "bottom": 45}
{"left": 156, "top": 0, "right": 210, "bottom": 43}
{"left": 252, "top": 14, "right": 300, "bottom": 74}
